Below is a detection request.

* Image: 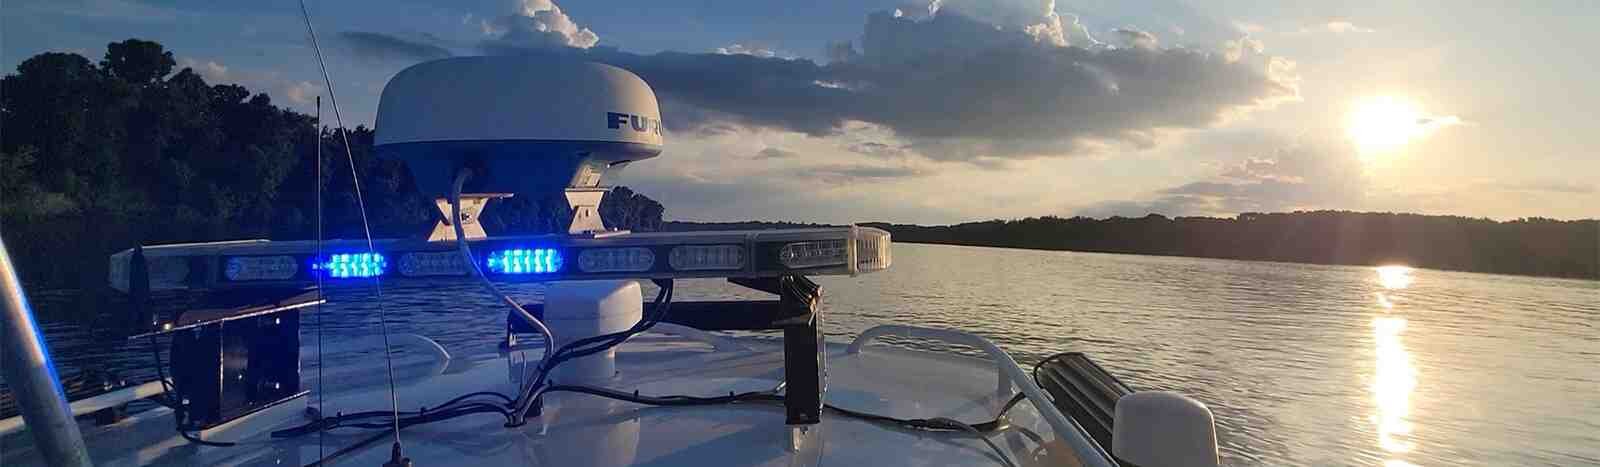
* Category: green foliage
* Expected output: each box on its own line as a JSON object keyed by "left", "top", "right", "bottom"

{"left": 0, "top": 39, "right": 667, "bottom": 291}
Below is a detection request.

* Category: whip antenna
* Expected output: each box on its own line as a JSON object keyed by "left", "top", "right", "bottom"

{"left": 297, "top": 0, "right": 408, "bottom": 461}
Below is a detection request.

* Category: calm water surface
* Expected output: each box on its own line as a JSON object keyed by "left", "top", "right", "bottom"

{"left": 11, "top": 243, "right": 1600, "bottom": 466}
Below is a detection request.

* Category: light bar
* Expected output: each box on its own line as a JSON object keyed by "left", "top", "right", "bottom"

{"left": 109, "top": 227, "right": 893, "bottom": 291}
{"left": 778, "top": 240, "right": 848, "bottom": 269}
{"left": 669, "top": 245, "right": 743, "bottom": 271}
{"left": 223, "top": 256, "right": 299, "bottom": 281}
{"left": 577, "top": 247, "right": 654, "bottom": 273}
{"left": 315, "top": 253, "right": 388, "bottom": 279}
{"left": 487, "top": 248, "right": 562, "bottom": 275}
{"left": 398, "top": 251, "right": 469, "bottom": 277}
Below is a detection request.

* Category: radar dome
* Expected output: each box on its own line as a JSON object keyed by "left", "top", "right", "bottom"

{"left": 375, "top": 56, "right": 663, "bottom": 194}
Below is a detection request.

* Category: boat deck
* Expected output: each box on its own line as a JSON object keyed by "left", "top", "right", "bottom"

{"left": 2, "top": 330, "right": 1099, "bottom": 466}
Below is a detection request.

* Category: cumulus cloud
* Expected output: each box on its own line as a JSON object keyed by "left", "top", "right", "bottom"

{"left": 345, "top": 0, "right": 1298, "bottom": 164}
{"left": 1222, "top": 36, "right": 1264, "bottom": 62}
{"left": 480, "top": 0, "right": 599, "bottom": 52}
{"left": 605, "top": 4, "right": 1295, "bottom": 162}
{"left": 337, "top": 32, "right": 454, "bottom": 62}
{"left": 179, "top": 57, "right": 229, "bottom": 82}
{"left": 176, "top": 57, "right": 328, "bottom": 112}
{"left": 285, "top": 81, "right": 322, "bottom": 105}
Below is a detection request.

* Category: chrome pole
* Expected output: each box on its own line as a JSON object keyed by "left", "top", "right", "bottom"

{"left": 0, "top": 235, "right": 93, "bottom": 466}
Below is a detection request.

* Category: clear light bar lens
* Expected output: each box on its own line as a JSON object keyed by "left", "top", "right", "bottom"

{"left": 670, "top": 245, "right": 744, "bottom": 271}
{"left": 398, "top": 251, "right": 468, "bottom": 277}
{"left": 224, "top": 256, "right": 299, "bottom": 281}
{"left": 315, "top": 253, "right": 388, "bottom": 278}
{"left": 854, "top": 227, "right": 893, "bottom": 274}
{"left": 487, "top": 248, "right": 562, "bottom": 274}
{"left": 577, "top": 247, "right": 655, "bottom": 273}
{"left": 778, "top": 240, "right": 849, "bottom": 269}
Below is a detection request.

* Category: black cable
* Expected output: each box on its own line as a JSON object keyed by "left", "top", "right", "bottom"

{"left": 304, "top": 429, "right": 393, "bottom": 467}
{"left": 540, "top": 384, "right": 1020, "bottom": 466}
{"left": 512, "top": 279, "right": 675, "bottom": 422}
{"left": 277, "top": 281, "right": 682, "bottom": 436}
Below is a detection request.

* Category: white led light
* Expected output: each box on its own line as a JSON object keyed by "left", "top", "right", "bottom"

{"left": 777, "top": 240, "right": 849, "bottom": 269}
{"left": 398, "top": 251, "right": 468, "bottom": 277}
{"left": 669, "top": 245, "right": 744, "bottom": 271}
{"left": 577, "top": 247, "right": 655, "bottom": 273}
{"left": 223, "top": 256, "right": 299, "bottom": 281}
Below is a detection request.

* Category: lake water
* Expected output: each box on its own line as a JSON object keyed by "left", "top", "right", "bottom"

{"left": 10, "top": 243, "right": 1600, "bottom": 466}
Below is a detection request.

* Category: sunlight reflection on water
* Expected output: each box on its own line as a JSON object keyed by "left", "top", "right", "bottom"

{"left": 1373, "top": 266, "right": 1418, "bottom": 465}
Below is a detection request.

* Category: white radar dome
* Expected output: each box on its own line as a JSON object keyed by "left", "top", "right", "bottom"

{"left": 375, "top": 56, "right": 664, "bottom": 194}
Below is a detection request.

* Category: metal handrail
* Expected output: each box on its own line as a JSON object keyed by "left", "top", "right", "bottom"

{"left": 0, "top": 236, "right": 93, "bottom": 465}
{"left": 846, "top": 324, "right": 1117, "bottom": 467}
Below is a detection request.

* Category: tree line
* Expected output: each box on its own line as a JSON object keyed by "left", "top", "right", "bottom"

{"left": 0, "top": 39, "right": 664, "bottom": 294}
{"left": 864, "top": 211, "right": 1598, "bottom": 279}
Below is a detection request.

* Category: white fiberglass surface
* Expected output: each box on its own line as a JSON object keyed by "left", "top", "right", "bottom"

{"left": 2, "top": 334, "right": 1072, "bottom": 467}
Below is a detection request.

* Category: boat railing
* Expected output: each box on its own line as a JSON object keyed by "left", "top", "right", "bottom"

{"left": 0, "top": 380, "right": 169, "bottom": 437}
{"left": 846, "top": 324, "right": 1118, "bottom": 467}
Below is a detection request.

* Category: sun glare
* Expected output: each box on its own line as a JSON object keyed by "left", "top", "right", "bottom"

{"left": 1347, "top": 96, "right": 1424, "bottom": 156}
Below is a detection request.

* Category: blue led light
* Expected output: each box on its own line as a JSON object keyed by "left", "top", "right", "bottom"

{"left": 486, "top": 248, "right": 562, "bottom": 274}
{"left": 314, "top": 252, "right": 388, "bottom": 278}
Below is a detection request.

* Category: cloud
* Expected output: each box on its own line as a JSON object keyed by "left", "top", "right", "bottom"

{"left": 479, "top": 0, "right": 599, "bottom": 52}
{"left": 344, "top": 0, "right": 1297, "bottom": 164}
{"left": 1416, "top": 115, "right": 1464, "bottom": 130}
{"left": 823, "top": 41, "right": 860, "bottom": 63}
{"left": 179, "top": 57, "right": 229, "bottom": 82}
{"left": 284, "top": 81, "right": 322, "bottom": 105}
{"left": 1232, "top": 21, "right": 1266, "bottom": 34}
{"left": 176, "top": 57, "right": 326, "bottom": 113}
{"left": 1291, "top": 20, "right": 1376, "bottom": 35}
{"left": 1111, "top": 27, "right": 1159, "bottom": 49}
{"left": 753, "top": 147, "right": 798, "bottom": 159}
{"left": 1322, "top": 21, "right": 1374, "bottom": 33}
{"left": 799, "top": 164, "right": 923, "bottom": 181}
{"left": 715, "top": 44, "right": 780, "bottom": 59}
{"left": 847, "top": 141, "right": 911, "bottom": 159}
{"left": 337, "top": 32, "right": 453, "bottom": 62}
{"left": 1080, "top": 142, "right": 1366, "bottom": 217}
{"left": 1223, "top": 36, "right": 1264, "bottom": 62}
{"left": 595, "top": 3, "right": 1295, "bottom": 163}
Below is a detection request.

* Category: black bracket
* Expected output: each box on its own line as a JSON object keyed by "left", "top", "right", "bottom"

{"left": 655, "top": 275, "right": 824, "bottom": 425}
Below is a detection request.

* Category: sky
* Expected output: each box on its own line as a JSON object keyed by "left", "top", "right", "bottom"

{"left": 4, "top": 0, "right": 1596, "bottom": 225}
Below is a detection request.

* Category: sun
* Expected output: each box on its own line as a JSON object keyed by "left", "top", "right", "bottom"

{"left": 1347, "top": 96, "right": 1424, "bottom": 156}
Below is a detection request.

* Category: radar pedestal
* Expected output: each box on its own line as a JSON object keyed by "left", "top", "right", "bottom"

{"left": 565, "top": 188, "right": 611, "bottom": 236}
{"left": 428, "top": 193, "right": 513, "bottom": 242}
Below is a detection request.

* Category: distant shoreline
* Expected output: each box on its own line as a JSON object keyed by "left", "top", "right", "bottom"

{"left": 887, "top": 238, "right": 1600, "bottom": 282}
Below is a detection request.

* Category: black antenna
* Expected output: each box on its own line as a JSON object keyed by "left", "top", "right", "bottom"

{"left": 313, "top": 94, "right": 326, "bottom": 461}
{"left": 297, "top": 1, "right": 408, "bottom": 463}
